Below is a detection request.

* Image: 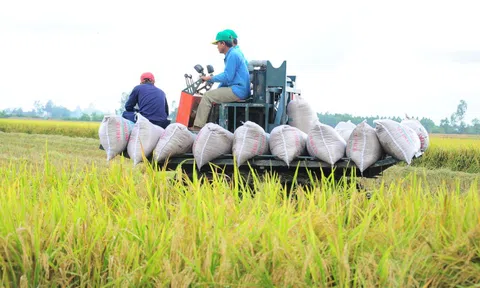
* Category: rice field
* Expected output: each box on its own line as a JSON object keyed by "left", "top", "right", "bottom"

{"left": 0, "top": 118, "right": 99, "bottom": 139}
{"left": 413, "top": 135, "right": 480, "bottom": 173}
{"left": 0, "top": 119, "right": 479, "bottom": 287}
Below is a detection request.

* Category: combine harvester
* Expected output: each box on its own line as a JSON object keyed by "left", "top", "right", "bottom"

{"left": 99, "top": 60, "right": 428, "bottom": 186}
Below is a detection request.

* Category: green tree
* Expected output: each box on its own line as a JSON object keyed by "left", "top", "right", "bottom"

{"left": 12, "top": 108, "right": 23, "bottom": 117}
{"left": 72, "top": 106, "right": 83, "bottom": 118}
{"left": 456, "top": 100, "right": 468, "bottom": 122}
{"left": 44, "top": 100, "right": 54, "bottom": 115}
{"left": 80, "top": 113, "right": 91, "bottom": 121}
{"left": 51, "top": 105, "right": 71, "bottom": 119}
{"left": 168, "top": 100, "right": 178, "bottom": 121}
{"left": 90, "top": 112, "right": 104, "bottom": 122}
{"left": 450, "top": 99, "right": 468, "bottom": 133}
{"left": 440, "top": 117, "right": 451, "bottom": 134}
{"left": 116, "top": 92, "right": 130, "bottom": 115}
{"left": 472, "top": 118, "right": 480, "bottom": 134}
{"left": 419, "top": 117, "right": 435, "bottom": 133}
{"left": 33, "top": 100, "right": 44, "bottom": 117}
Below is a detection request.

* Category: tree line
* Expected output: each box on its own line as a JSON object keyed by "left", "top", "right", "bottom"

{"left": 0, "top": 100, "right": 106, "bottom": 122}
{"left": 1, "top": 98, "right": 479, "bottom": 135}
{"left": 317, "top": 100, "right": 480, "bottom": 134}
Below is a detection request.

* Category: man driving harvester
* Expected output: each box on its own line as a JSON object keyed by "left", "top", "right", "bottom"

{"left": 189, "top": 30, "right": 250, "bottom": 131}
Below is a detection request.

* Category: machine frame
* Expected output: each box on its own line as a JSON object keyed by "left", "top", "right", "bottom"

{"left": 164, "top": 60, "right": 401, "bottom": 184}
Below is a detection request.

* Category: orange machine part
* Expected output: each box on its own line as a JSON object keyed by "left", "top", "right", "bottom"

{"left": 176, "top": 91, "right": 203, "bottom": 127}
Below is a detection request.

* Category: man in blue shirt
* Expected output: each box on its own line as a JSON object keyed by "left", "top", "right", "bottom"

{"left": 191, "top": 31, "right": 250, "bottom": 130}
{"left": 123, "top": 72, "right": 170, "bottom": 128}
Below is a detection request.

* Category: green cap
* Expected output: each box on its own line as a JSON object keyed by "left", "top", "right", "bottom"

{"left": 224, "top": 29, "right": 238, "bottom": 39}
{"left": 212, "top": 30, "right": 232, "bottom": 44}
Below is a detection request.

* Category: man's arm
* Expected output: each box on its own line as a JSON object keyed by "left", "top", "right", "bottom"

{"left": 124, "top": 88, "right": 138, "bottom": 112}
{"left": 211, "top": 52, "right": 239, "bottom": 84}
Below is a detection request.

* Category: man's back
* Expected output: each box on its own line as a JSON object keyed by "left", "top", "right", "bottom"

{"left": 125, "top": 83, "right": 168, "bottom": 122}
{"left": 228, "top": 48, "right": 250, "bottom": 99}
{"left": 234, "top": 45, "right": 248, "bottom": 67}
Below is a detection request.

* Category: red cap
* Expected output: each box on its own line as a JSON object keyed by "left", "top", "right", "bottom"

{"left": 140, "top": 72, "right": 155, "bottom": 82}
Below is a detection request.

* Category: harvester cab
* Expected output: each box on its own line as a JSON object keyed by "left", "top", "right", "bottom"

{"left": 175, "top": 60, "right": 301, "bottom": 133}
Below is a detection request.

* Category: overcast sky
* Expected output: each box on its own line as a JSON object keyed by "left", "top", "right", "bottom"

{"left": 1, "top": 0, "right": 479, "bottom": 124}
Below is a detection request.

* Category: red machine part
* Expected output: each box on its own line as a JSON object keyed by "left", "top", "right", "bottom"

{"left": 176, "top": 91, "right": 202, "bottom": 127}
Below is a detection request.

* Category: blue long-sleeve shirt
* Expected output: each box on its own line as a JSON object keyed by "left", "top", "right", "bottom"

{"left": 125, "top": 83, "right": 169, "bottom": 122}
{"left": 211, "top": 48, "right": 250, "bottom": 99}
{"left": 234, "top": 45, "right": 249, "bottom": 67}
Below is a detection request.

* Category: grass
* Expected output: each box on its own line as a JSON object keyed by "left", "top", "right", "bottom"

{"left": 0, "top": 132, "right": 479, "bottom": 287}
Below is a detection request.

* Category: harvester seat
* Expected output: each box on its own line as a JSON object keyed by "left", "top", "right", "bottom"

{"left": 236, "top": 96, "right": 253, "bottom": 103}
{"left": 211, "top": 95, "right": 252, "bottom": 107}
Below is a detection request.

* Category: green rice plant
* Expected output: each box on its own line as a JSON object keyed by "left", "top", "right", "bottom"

{"left": 0, "top": 137, "right": 479, "bottom": 287}
{"left": 0, "top": 119, "right": 99, "bottom": 139}
{"left": 412, "top": 135, "right": 480, "bottom": 173}
{"left": 1, "top": 119, "right": 479, "bottom": 174}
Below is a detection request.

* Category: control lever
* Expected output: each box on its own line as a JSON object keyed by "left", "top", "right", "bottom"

{"left": 187, "top": 74, "right": 193, "bottom": 87}
{"left": 194, "top": 64, "right": 205, "bottom": 76}
{"left": 206, "top": 65, "right": 214, "bottom": 74}
{"left": 193, "top": 64, "right": 215, "bottom": 93}
{"left": 184, "top": 73, "right": 194, "bottom": 93}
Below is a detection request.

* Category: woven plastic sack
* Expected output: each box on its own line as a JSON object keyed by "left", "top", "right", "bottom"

{"left": 232, "top": 121, "right": 269, "bottom": 167}
{"left": 153, "top": 123, "right": 195, "bottom": 162}
{"left": 401, "top": 119, "right": 430, "bottom": 152}
{"left": 98, "top": 115, "right": 134, "bottom": 161}
{"left": 269, "top": 125, "right": 307, "bottom": 166}
{"left": 287, "top": 95, "right": 318, "bottom": 134}
{"left": 192, "top": 123, "right": 234, "bottom": 170}
{"left": 127, "top": 113, "right": 165, "bottom": 166}
{"left": 374, "top": 119, "right": 421, "bottom": 165}
{"left": 306, "top": 121, "right": 346, "bottom": 165}
{"left": 346, "top": 120, "right": 383, "bottom": 173}
{"left": 335, "top": 120, "right": 357, "bottom": 142}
